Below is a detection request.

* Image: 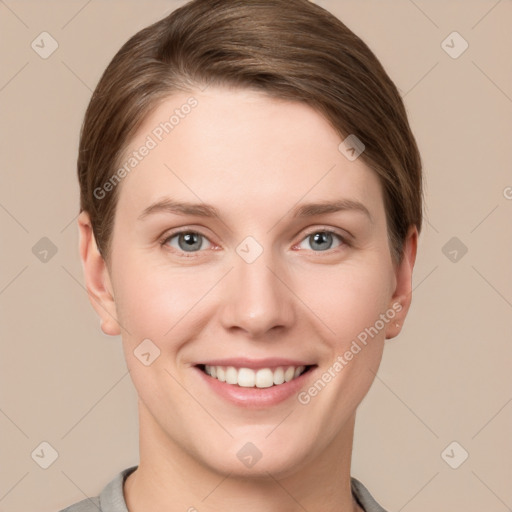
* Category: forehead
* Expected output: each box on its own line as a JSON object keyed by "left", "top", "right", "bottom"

{"left": 115, "top": 86, "right": 384, "bottom": 223}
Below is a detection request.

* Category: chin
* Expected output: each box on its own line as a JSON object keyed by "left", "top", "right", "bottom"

{"left": 196, "top": 433, "right": 314, "bottom": 480}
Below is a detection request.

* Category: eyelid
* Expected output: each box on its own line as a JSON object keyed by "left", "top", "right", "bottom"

{"left": 161, "top": 227, "right": 205, "bottom": 241}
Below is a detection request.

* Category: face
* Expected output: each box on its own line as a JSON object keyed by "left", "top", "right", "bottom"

{"left": 80, "top": 86, "right": 416, "bottom": 479}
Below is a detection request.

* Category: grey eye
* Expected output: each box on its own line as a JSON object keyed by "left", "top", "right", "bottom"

{"left": 165, "top": 232, "right": 211, "bottom": 252}
{"left": 298, "top": 231, "right": 343, "bottom": 252}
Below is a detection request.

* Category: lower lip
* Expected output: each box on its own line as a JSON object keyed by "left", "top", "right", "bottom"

{"left": 194, "top": 366, "right": 316, "bottom": 408}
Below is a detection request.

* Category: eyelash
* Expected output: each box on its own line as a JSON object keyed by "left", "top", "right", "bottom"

{"left": 159, "top": 227, "right": 351, "bottom": 258}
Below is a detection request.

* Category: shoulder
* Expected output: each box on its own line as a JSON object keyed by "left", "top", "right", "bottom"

{"left": 351, "top": 476, "right": 390, "bottom": 512}
{"left": 58, "top": 496, "right": 100, "bottom": 512}
{"left": 58, "top": 465, "right": 138, "bottom": 512}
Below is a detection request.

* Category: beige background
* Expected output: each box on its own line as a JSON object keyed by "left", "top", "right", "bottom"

{"left": 1, "top": 0, "right": 511, "bottom": 511}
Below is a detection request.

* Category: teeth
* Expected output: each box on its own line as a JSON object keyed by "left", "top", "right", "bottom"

{"left": 255, "top": 368, "right": 273, "bottom": 388}
{"left": 203, "top": 365, "right": 307, "bottom": 388}
{"left": 238, "top": 367, "right": 255, "bottom": 387}
{"left": 284, "top": 367, "right": 295, "bottom": 382}
{"left": 225, "top": 366, "right": 238, "bottom": 385}
{"left": 273, "top": 367, "right": 284, "bottom": 385}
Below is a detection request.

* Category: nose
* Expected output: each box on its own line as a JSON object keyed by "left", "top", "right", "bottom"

{"left": 219, "top": 247, "right": 296, "bottom": 338}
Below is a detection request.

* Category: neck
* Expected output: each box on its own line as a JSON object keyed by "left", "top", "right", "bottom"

{"left": 124, "top": 401, "right": 362, "bottom": 512}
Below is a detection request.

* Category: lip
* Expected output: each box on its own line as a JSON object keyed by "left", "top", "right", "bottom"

{"left": 193, "top": 363, "right": 317, "bottom": 409}
{"left": 193, "top": 357, "right": 314, "bottom": 371}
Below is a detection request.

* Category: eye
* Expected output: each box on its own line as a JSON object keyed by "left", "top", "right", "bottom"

{"left": 296, "top": 229, "right": 347, "bottom": 252}
{"left": 161, "top": 230, "right": 212, "bottom": 254}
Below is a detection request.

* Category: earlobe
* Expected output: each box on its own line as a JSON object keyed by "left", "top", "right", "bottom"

{"left": 78, "top": 211, "right": 121, "bottom": 336}
{"left": 385, "top": 225, "right": 418, "bottom": 340}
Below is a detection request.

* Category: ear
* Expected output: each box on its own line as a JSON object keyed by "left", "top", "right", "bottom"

{"left": 78, "top": 211, "right": 121, "bottom": 336}
{"left": 385, "top": 225, "right": 418, "bottom": 340}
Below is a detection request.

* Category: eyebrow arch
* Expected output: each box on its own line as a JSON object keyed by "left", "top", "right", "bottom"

{"left": 293, "top": 199, "right": 373, "bottom": 223}
{"left": 138, "top": 199, "right": 220, "bottom": 221}
{"left": 137, "top": 197, "right": 373, "bottom": 223}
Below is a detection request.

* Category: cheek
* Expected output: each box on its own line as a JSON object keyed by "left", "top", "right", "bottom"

{"left": 113, "top": 257, "right": 206, "bottom": 334}
{"left": 112, "top": 258, "right": 225, "bottom": 379}
{"left": 294, "top": 261, "right": 393, "bottom": 343}
{"left": 114, "top": 264, "right": 201, "bottom": 399}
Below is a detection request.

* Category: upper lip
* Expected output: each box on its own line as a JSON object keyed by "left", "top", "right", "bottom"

{"left": 194, "top": 358, "right": 315, "bottom": 370}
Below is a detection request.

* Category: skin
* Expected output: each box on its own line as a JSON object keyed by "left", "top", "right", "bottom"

{"left": 78, "top": 86, "right": 417, "bottom": 512}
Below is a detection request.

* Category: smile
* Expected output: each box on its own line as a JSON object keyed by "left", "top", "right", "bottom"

{"left": 199, "top": 364, "right": 312, "bottom": 388}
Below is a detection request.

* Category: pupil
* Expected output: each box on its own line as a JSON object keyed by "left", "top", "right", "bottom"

{"left": 180, "top": 232, "right": 201, "bottom": 251}
{"left": 311, "top": 232, "right": 331, "bottom": 251}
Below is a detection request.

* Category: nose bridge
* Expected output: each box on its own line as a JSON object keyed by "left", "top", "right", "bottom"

{"left": 220, "top": 237, "right": 295, "bottom": 337}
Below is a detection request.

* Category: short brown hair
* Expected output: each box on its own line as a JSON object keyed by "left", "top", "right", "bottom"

{"left": 78, "top": 0, "right": 422, "bottom": 267}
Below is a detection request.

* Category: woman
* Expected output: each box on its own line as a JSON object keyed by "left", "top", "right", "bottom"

{"left": 63, "top": 0, "right": 422, "bottom": 510}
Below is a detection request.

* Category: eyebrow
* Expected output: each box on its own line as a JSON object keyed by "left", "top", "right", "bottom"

{"left": 137, "top": 197, "right": 373, "bottom": 223}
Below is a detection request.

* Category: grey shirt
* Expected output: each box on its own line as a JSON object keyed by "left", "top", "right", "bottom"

{"left": 59, "top": 466, "right": 389, "bottom": 512}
